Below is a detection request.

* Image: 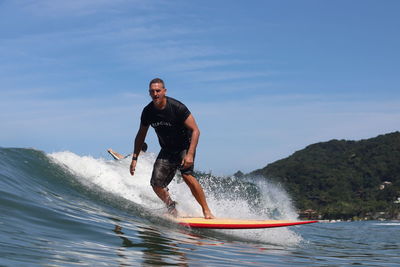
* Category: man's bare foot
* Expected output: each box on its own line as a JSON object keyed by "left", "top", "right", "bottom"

{"left": 167, "top": 201, "right": 178, "bottom": 218}
{"left": 169, "top": 208, "right": 178, "bottom": 217}
{"left": 203, "top": 210, "right": 215, "bottom": 219}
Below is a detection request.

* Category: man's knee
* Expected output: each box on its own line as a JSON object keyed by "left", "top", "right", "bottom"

{"left": 182, "top": 173, "right": 198, "bottom": 185}
{"left": 182, "top": 173, "right": 192, "bottom": 180}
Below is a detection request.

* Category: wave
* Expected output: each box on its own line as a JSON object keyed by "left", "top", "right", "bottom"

{"left": 1, "top": 147, "right": 302, "bottom": 247}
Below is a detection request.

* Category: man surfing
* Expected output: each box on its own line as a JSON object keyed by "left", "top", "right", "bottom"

{"left": 130, "top": 78, "right": 214, "bottom": 219}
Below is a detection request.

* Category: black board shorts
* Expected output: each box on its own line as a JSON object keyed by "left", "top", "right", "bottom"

{"left": 150, "top": 149, "right": 195, "bottom": 188}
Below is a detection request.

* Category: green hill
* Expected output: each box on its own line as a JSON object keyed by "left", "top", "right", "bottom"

{"left": 250, "top": 132, "right": 400, "bottom": 220}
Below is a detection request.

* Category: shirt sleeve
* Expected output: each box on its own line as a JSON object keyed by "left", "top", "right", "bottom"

{"left": 177, "top": 102, "right": 191, "bottom": 123}
{"left": 140, "top": 107, "right": 150, "bottom": 127}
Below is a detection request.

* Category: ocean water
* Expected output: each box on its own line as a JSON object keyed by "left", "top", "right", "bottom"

{"left": 1, "top": 147, "right": 399, "bottom": 266}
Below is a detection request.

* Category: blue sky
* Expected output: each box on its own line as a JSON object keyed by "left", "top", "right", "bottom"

{"left": 1, "top": 0, "right": 399, "bottom": 175}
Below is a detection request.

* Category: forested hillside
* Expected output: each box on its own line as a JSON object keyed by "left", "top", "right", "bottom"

{"left": 251, "top": 132, "right": 400, "bottom": 220}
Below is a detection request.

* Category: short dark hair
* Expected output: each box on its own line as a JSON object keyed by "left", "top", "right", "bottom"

{"left": 149, "top": 78, "right": 165, "bottom": 88}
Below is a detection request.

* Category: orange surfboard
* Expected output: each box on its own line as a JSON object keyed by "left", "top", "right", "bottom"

{"left": 175, "top": 217, "right": 318, "bottom": 229}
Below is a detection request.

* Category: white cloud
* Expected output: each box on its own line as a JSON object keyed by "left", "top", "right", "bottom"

{"left": 21, "top": 0, "right": 152, "bottom": 17}
{"left": 165, "top": 59, "right": 250, "bottom": 72}
{"left": 2, "top": 1, "right": 399, "bottom": 175}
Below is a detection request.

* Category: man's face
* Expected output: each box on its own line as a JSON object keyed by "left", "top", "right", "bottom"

{"left": 149, "top": 82, "right": 166, "bottom": 106}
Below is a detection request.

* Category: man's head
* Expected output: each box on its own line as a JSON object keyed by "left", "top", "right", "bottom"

{"left": 149, "top": 78, "right": 167, "bottom": 108}
{"left": 149, "top": 78, "right": 165, "bottom": 89}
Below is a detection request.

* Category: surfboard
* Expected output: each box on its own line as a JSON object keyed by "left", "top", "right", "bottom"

{"left": 174, "top": 217, "right": 318, "bottom": 229}
{"left": 107, "top": 150, "right": 121, "bottom": 160}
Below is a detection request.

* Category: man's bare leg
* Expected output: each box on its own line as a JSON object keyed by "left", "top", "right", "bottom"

{"left": 152, "top": 186, "right": 178, "bottom": 217}
{"left": 182, "top": 174, "right": 214, "bottom": 219}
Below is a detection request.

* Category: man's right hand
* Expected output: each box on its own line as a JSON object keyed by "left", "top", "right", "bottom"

{"left": 130, "top": 160, "right": 137, "bottom": 176}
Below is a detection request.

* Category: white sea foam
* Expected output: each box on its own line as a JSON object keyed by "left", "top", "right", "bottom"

{"left": 373, "top": 223, "right": 400, "bottom": 226}
{"left": 48, "top": 151, "right": 161, "bottom": 208}
{"left": 48, "top": 150, "right": 303, "bottom": 245}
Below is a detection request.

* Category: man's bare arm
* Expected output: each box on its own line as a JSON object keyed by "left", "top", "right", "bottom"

{"left": 130, "top": 124, "right": 149, "bottom": 175}
{"left": 182, "top": 114, "right": 200, "bottom": 168}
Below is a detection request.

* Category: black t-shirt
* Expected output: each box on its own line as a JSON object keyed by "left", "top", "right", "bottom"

{"left": 141, "top": 97, "right": 192, "bottom": 152}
